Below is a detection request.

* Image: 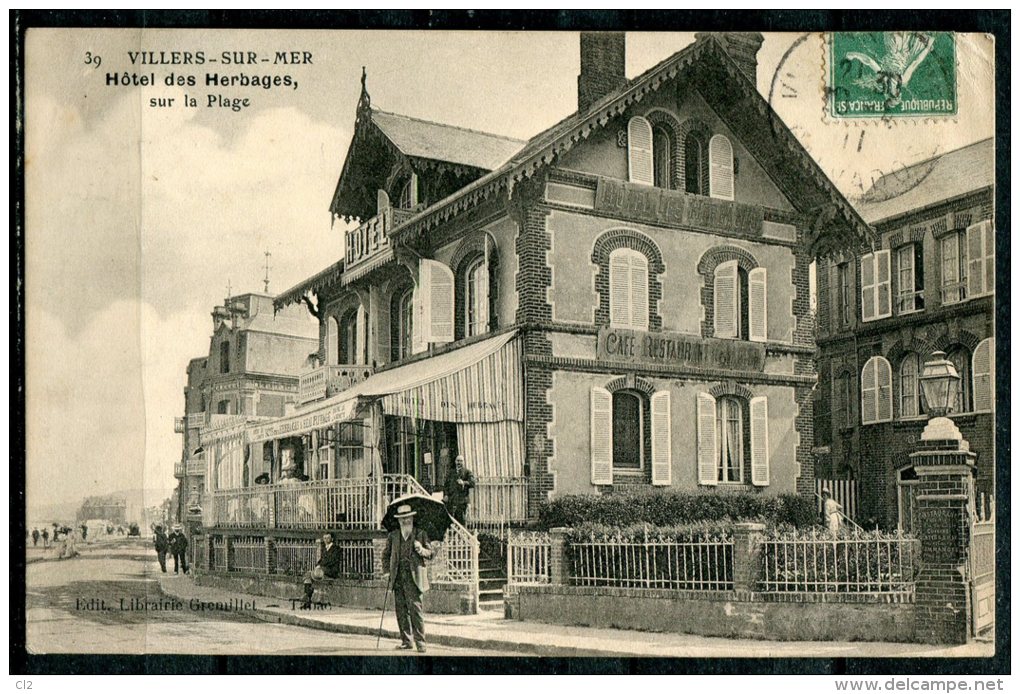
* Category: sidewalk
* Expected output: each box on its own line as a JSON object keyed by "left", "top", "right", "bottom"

{"left": 155, "top": 571, "right": 993, "bottom": 658}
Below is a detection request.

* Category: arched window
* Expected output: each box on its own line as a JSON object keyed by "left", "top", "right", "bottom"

{"left": 898, "top": 353, "right": 922, "bottom": 418}
{"left": 219, "top": 341, "right": 230, "bottom": 374}
{"left": 338, "top": 309, "right": 358, "bottom": 365}
{"left": 627, "top": 116, "right": 654, "bottom": 186}
{"left": 652, "top": 124, "right": 674, "bottom": 189}
{"left": 684, "top": 131, "right": 708, "bottom": 195}
{"left": 713, "top": 259, "right": 767, "bottom": 342}
{"left": 612, "top": 390, "right": 644, "bottom": 471}
{"left": 464, "top": 255, "right": 489, "bottom": 338}
{"left": 390, "top": 286, "right": 414, "bottom": 362}
{"left": 609, "top": 248, "right": 649, "bottom": 330}
{"left": 947, "top": 346, "right": 972, "bottom": 413}
{"left": 395, "top": 173, "right": 418, "bottom": 210}
{"left": 325, "top": 316, "right": 339, "bottom": 365}
{"left": 708, "top": 134, "right": 734, "bottom": 201}
{"left": 716, "top": 395, "right": 744, "bottom": 483}
{"left": 861, "top": 356, "right": 893, "bottom": 424}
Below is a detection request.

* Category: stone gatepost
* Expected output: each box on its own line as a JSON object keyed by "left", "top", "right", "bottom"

{"left": 371, "top": 536, "right": 388, "bottom": 579}
{"left": 731, "top": 522, "right": 766, "bottom": 596}
{"left": 909, "top": 417, "right": 977, "bottom": 645}
{"left": 265, "top": 535, "right": 276, "bottom": 574}
{"left": 548, "top": 528, "right": 570, "bottom": 585}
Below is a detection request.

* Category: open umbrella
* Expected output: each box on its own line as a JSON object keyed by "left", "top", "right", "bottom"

{"left": 382, "top": 493, "right": 453, "bottom": 543}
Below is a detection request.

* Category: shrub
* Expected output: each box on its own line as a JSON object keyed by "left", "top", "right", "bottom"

{"left": 536, "top": 489, "right": 816, "bottom": 530}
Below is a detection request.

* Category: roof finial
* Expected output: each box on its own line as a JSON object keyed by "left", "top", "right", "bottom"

{"left": 263, "top": 250, "right": 272, "bottom": 293}
{"left": 358, "top": 66, "right": 371, "bottom": 114}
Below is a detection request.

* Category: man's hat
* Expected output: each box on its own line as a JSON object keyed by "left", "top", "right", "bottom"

{"left": 393, "top": 504, "right": 416, "bottom": 519}
{"left": 821, "top": 487, "right": 832, "bottom": 496}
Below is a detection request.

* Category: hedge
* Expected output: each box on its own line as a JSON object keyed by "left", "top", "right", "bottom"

{"left": 536, "top": 489, "right": 816, "bottom": 530}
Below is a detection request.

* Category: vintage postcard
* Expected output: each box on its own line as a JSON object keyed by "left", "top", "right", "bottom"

{"left": 16, "top": 15, "right": 1005, "bottom": 672}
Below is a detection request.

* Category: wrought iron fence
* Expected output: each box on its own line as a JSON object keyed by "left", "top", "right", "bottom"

{"left": 466, "top": 477, "right": 528, "bottom": 534}
{"left": 506, "top": 531, "right": 552, "bottom": 593}
{"left": 759, "top": 528, "right": 920, "bottom": 594}
{"left": 429, "top": 518, "right": 479, "bottom": 587}
{"left": 273, "top": 537, "right": 320, "bottom": 577}
{"left": 570, "top": 529, "right": 733, "bottom": 591}
{"left": 230, "top": 536, "right": 268, "bottom": 573}
{"left": 211, "top": 536, "right": 228, "bottom": 572}
{"left": 274, "top": 478, "right": 380, "bottom": 529}
{"left": 212, "top": 488, "right": 271, "bottom": 528}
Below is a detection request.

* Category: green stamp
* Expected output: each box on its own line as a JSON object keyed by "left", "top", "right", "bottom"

{"left": 829, "top": 32, "right": 957, "bottom": 118}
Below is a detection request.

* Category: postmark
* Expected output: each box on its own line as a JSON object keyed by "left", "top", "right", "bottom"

{"left": 827, "top": 32, "right": 957, "bottom": 119}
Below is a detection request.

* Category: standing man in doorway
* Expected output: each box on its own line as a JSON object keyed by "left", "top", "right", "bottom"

{"left": 443, "top": 455, "right": 476, "bottom": 525}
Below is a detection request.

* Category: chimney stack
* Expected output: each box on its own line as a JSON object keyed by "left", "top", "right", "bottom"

{"left": 696, "top": 32, "right": 764, "bottom": 84}
{"left": 577, "top": 32, "right": 627, "bottom": 112}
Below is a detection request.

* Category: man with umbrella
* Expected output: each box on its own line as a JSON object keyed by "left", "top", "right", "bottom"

{"left": 382, "top": 502, "right": 436, "bottom": 653}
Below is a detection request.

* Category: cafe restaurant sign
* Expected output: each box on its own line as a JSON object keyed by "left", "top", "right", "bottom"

{"left": 594, "top": 178, "right": 764, "bottom": 236}
{"left": 246, "top": 398, "right": 359, "bottom": 443}
{"left": 597, "top": 327, "right": 766, "bottom": 372}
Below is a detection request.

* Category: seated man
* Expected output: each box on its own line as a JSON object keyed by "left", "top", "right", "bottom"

{"left": 301, "top": 533, "right": 343, "bottom": 608}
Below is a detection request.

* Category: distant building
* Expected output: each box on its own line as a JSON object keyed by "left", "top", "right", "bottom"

{"left": 814, "top": 139, "right": 995, "bottom": 530}
{"left": 173, "top": 292, "right": 319, "bottom": 525}
{"left": 77, "top": 494, "right": 127, "bottom": 524}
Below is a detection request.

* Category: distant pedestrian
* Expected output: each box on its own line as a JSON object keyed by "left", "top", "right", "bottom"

{"left": 41, "top": 528, "right": 49, "bottom": 547}
{"left": 170, "top": 526, "right": 189, "bottom": 575}
{"left": 822, "top": 488, "right": 843, "bottom": 533}
{"left": 31, "top": 528, "right": 40, "bottom": 547}
{"left": 442, "top": 455, "right": 476, "bottom": 525}
{"left": 153, "top": 525, "right": 169, "bottom": 573}
{"left": 80, "top": 524, "right": 88, "bottom": 541}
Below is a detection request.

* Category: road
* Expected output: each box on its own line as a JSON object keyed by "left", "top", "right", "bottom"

{"left": 25, "top": 539, "right": 501, "bottom": 656}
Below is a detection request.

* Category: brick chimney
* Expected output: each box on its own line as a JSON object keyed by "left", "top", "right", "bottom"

{"left": 577, "top": 32, "right": 627, "bottom": 112}
{"left": 696, "top": 32, "right": 764, "bottom": 84}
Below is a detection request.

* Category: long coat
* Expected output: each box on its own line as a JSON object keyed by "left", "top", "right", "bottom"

{"left": 382, "top": 528, "right": 433, "bottom": 592}
{"left": 317, "top": 543, "right": 343, "bottom": 579}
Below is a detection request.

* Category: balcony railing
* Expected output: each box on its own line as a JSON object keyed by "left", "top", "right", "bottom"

{"left": 940, "top": 281, "right": 968, "bottom": 306}
{"left": 297, "top": 365, "right": 375, "bottom": 404}
{"left": 187, "top": 412, "right": 207, "bottom": 429}
{"left": 209, "top": 474, "right": 430, "bottom": 531}
{"left": 466, "top": 477, "right": 529, "bottom": 531}
{"left": 174, "top": 417, "right": 186, "bottom": 434}
{"left": 174, "top": 462, "right": 185, "bottom": 478}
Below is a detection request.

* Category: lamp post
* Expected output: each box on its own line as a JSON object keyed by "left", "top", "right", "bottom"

{"left": 918, "top": 350, "right": 963, "bottom": 442}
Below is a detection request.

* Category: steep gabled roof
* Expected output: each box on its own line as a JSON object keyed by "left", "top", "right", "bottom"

{"left": 371, "top": 110, "right": 525, "bottom": 172}
{"left": 855, "top": 138, "right": 994, "bottom": 225}
{"left": 388, "top": 34, "right": 874, "bottom": 257}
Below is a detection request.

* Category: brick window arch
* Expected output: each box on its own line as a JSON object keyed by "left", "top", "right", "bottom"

{"left": 452, "top": 232, "right": 499, "bottom": 340}
{"left": 592, "top": 229, "right": 664, "bottom": 331}
{"left": 697, "top": 246, "right": 760, "bottom": 338}
{"left": 645, "top": 110, "right": 683, "bottom": 191}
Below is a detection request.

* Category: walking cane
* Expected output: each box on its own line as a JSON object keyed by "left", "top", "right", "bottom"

{"left": 375, "top": 584, "right": 391, "bottom": 649}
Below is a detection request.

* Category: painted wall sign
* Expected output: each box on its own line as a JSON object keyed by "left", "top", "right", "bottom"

{"left": 597, "top": 327, "right": 766, "bottom": 372}
{"left": 246, "top": 399, "right": 359, "bottom": 443}
{"left": 594, "top": 178, "right": 765, "bottom": 236}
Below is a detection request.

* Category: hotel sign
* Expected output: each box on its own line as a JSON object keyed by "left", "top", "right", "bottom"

{"left": 597, "top": 328, "right": 766, "bottom": 372}
{"left": 246, "top": 399, "right": 359, "bottom": 443}
{"left": 594, "top": 178, "right": 764, "bottom": 236}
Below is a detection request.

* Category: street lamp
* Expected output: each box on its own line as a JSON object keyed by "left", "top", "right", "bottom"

{"left": 918, "top": 350, "right": 964, "bottom": 443}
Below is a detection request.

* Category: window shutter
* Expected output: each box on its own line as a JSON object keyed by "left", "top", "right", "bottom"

{"left": 650, "top": 391, "right": 672, "bottom": 486}
{"left": 609, "top": 250, "right": 632, "bottom": 328}
{"left": 876, "top": 357, "right": 892, "bottom": 422}
{"left": 419, "top": 259, "right": 454, "bottom": 343}
{"left": 411, "top": 286, "right": 427, "bottom": 355}
{"left": 749, "top": 396, "right": 770, "bottom": 486}
{"left": 477, "top": 262, "right": 490, "bottom": 331}
{"left": 714, "top": 260, "right": 738, "bottom": 338}
{"left": 860, "top": 253, "right": 876, "bottom": 322}
{"left": 875, "top": 250, "right": 891, "bottom": 318}
{"left": 708, "top": 134, "right": 734, "bottom": 201}
{"left": 590, "top": 387, "right": 613, "bottom": 485}
{"left": 630, "top": 252, "right": 649, "bottom": 330}
{"left": 697, "top": 392, "right": 718, "bottom": 486}
{"left": 627, "top": 117, "right": 654, "bottom": 186}
{"left": 861, "top": 358, "right": 877, "bottom": 424}
{"left": 967, "top": 221, "right": 994, "bottom": 297}
{"left": 748, "top": 267, "right": 767, "bottom": 342}
{"left": 973, "top": 338, "right": 994, "bottom": 412}
{"left": 355, "top": 305, "right": 367, "bottom": 365}
{"left": 983, "top": 222, "right": 994, "bottom": 297}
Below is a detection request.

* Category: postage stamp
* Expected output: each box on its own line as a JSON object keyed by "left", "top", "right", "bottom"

{"left": 827, "top": 32, "right": 958, "bottom": 118}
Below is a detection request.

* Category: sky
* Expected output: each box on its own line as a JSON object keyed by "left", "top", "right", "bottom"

{"left": 23, "top": 29, "right": 994, "bottom": 511}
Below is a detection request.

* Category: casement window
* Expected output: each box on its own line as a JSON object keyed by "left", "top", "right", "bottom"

{"left": 397, "top": 173, "right": 419, "bottom": 210}
{"left": 413, "top": 259, "right": 455, "bottom": 353}
{"left": 861, "top": 356, "right": 893, "bottom": 424}
{"left": 860, "top": 251, "right": 892, "bottom": 322}
{"left": 708, "top": 134, "right": 734, "bottom": 201}
{"left": 316, "top": 428, "right": 333, "bottom": 480}
{"left": 966, "top": 221, "right": 995, "bottom": 298}
{"left": 947, "top": 347, "right": 972, "bottom": 413}
{"left": 609, "top": 248, "right": 649, "bottom": 330}
{"left": 898, "top": 353, "right": 922, "bottom": 418}
{"left": 837, "top": 262, "right": 851, "bottom": 326}
{"left": 627, "top": 116, "right": 654, "bottom": 186}
{"left": 940, "top": 232, "right": 968, "bottom": 304}
{"left": 390, "top": 286, "right": 414, "bottom": 362}
{"left": 972, "top": 338, "right": 994, "bottom": 412}
{"left": 895, "top": 243, "right": 925, "bottom": 314}
{"left": 336, "top": 422, "right": 367, "bottom": 479}
{"left": 464, "top": 255, "right": 490, "bottom": 338}
{"left": 652, "top": 124, "right": 675, "bottom": 189}
{"left": 590, "top": 386, "right": 671, "bottom": 486}
{"left": 338, "top": 308, "right": 358, "bottom": 364}
{"left": 326, "top": 316, "right": 339, "bottom": 365}
{"left": 684, "top": 131, "right": 708, "bottom": 195}
{"left": 697, "top": 392, "right": 769, "bottom": 487}
{"left": 713, "top": 260, "right": 767, "bottom": 341}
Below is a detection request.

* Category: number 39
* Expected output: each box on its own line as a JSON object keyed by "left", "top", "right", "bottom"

{"left": 84, "top": 52, "right": 101, "bottom": 69}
